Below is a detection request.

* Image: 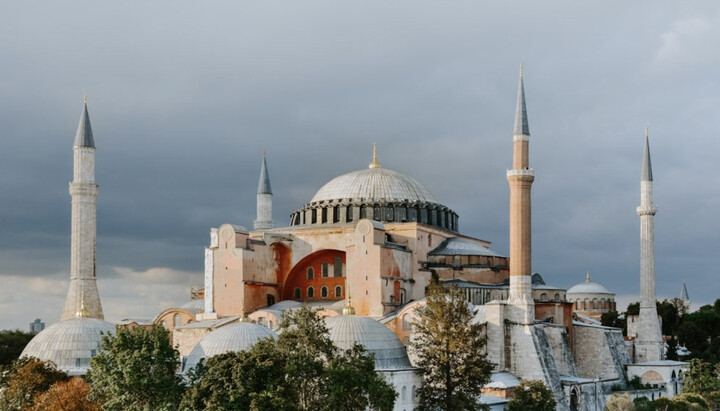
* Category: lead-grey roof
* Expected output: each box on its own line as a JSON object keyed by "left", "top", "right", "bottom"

{"left": 74, "top": 102, "right": 95, "bottom": 148}
{"left": 310, "top": 166, "right": 437, "bottom": 203}
{"left": 642, "top": 129, "right": 653, "bottom": 182}
{"left": 21, "top": 317, "right": 115, "bottom": 376}
{"left": 513, "top": 67, "right": 530, "bottom": 136}
{"left": 183, "top": 322, "right": 277, "bottom": 373}
{"left": 257, "top": 155, "right": 272, "bottom": 194}
{"left": 325, "top": 315, "right": 413, "bottom": 370}
{"left": 428, "top": 237, "right": 503, "bottom": 257}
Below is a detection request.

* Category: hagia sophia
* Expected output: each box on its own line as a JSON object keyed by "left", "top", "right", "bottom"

{"left": 21, "top": 69, "right": 690, "bottom": 410}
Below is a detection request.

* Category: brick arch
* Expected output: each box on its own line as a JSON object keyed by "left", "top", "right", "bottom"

{"left": 641, "top": 370, "right": 664, "bottom": 383}
{"left": 282, "top": 249, "right": 346, "bottom": 301}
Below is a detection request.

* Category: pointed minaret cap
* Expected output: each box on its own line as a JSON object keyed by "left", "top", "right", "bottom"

{"left": 74, "top": 95, "right": 95, "bottom": 148}
{"left": 586, "top": 272, "right": 591, "bottom": 283}
{"left": 257, "top": 152, "right": 272, "bottom": 194}
{"left": 641, "top": 125, "right": 653, "bottom": 182}
{"left": 513, "top": 63, "right": 530, "bottom": 136}
{"left": 342, "top": 296, "right": 356, "bottom": 315}
{"left": 368, "top": 142, "right": 381, "bottom": 169}
{"left": 681, "top": 282, "right": 690, "bottom": 301}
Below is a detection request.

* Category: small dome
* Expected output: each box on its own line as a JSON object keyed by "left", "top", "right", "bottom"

{"left": 567, "top": 273, "right": 612, "bottom": 295}
{"left": 311, "top": 167, "right": 437, "bottom": 204}
{"left": 180, "top": 299, "right": 205, "bottom": 311}
{"left": 21, "top": 317, "right": 115, "bottom": 376}
{"left": 183, "top": 322, "right": 277, "bottom": 373}
{"left": 325, "top": 315, "right": 413, "bottom": 370}
{"left": 267, "top": 300, "right": 304, "bottom": 311}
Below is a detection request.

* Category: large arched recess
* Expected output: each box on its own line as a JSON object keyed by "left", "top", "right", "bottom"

{"left": 282, "top": 249, "right": 346, "bottom": 302}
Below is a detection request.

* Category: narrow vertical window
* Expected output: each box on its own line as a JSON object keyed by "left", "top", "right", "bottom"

{"left": 321, "top": 286, "right": 328, "bottom": 298}
{"left": 294, "top": 287, "right": 301, "bottom": 299}
{"left": 334, "top": 255, "right": 343, "bottom": 277}
{"left": 322, "top": 262, "right": 329, "bottom": 277}
{"left": 307, "top": 267, "right": 314, "bottom": 280}
{"left": 335, "top": 285, "right": 342, "bottom": 298}
{"left": 307, "top": 287, "right": 315, "bottom": 298}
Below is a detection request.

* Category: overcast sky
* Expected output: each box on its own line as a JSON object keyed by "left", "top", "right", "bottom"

{"left": 1, "top": 1, "right": 718, "bottom": 330}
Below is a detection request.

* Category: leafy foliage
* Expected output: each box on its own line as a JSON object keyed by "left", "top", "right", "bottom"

{"left": 506, "top": 380, "right": 556, "bottom": 411}
{"left": 604, "top": 392, "right": 635, "bottom": 411}
{"left": 0, "top": 329, "right": 36, "bottom": 366}
{"left": 412, "top": 283, "right": 493, "bottom": 411}
{"left": 31, "top": 377, "right": 100, "bottom": 411}
{"left": 181, "top": 306, "right": 396, "bottom": 411}
{"left": 88, "top": 325, "right": 184, "bottom": 411}
{"left": 682, "top": 359, "right": 720, "bottom": 394}
{"left": 633, "top": 397, "right": 654, "bottom": 411}
{"left": 0, "top": 356, "right": 68, "bottom": 411}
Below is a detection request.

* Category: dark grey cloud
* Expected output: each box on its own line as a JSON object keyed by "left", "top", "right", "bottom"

{"left": 1, "top": 1, "right": 719, "bottom": 329}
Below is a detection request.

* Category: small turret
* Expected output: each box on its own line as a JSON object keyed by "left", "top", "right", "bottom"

{"left": 254, "top": 152, "right": 274, "bottom": 230}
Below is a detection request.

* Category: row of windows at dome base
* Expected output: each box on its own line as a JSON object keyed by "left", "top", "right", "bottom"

{"left": 289, "top": 202, "right": 459, "bottom": 231}
{"left": 569, "top": 298, "right": 617, "bottom": 311}
{"left": 306, "top": 260, "right": 343, "bottom": 280}
{"left": 294, "top": 285, "right": 344, "bottom": 300}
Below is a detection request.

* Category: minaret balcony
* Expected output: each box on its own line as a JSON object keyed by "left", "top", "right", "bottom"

{"left": 506, "top": 168, "right": 535, "bottom": 178}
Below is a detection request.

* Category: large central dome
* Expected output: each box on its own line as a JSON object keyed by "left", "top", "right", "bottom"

{"left": 289, "top": 145, "right": 458, "bottom": 231}
{"left": 311, "top": 167, "right": 437, "bottom": 203}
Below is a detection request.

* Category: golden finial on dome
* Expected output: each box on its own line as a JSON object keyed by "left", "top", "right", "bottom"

{"left": 369, "top": 142, "right": 381, "bottom": 169}
{"left": 76, "top": 289, "right": 87, "bottom": 318}
{"left": 585, "top": 272, "right": 591, "bottom": 283}
{"left": 343, "top": 295, "right": 356, "bottom": 315}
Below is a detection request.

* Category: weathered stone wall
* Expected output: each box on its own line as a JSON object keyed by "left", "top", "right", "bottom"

{"left": 544, "top": 325, "right": 576, "bottom": 377}
{"left": 573, "top": 324, "right": 624, "bottom": 380}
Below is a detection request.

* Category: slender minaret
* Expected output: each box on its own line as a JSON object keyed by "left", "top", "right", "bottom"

{"left": 634, "top": 125, "right": 663, "bottom": 362}
{"left": 253, "top": 152, "right": 273, "bottom": 230}
{"left": 61, "top": 95, "right": 104, "bottom": 320}
{"left": 506, "top": 65, "right": 535, "bottom": 324}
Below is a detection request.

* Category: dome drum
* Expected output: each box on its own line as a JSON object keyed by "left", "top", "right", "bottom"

{"left": 290, "top": 199, "right": 458, "bottom": 232}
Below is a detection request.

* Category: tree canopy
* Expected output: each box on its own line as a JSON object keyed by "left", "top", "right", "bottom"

{"left": 181, "top": 307, "right": 396, "bottom": 411}
{"left": 506, "top": 380, "right": 556, "bottom": 411}
{"left": 0, "top": 329, "right": 36, "bottom": 366}
{"left": 412, "top": 283, "right": 493, "bottom": 411}
{"left": 88, "top": 325, "right": 184, "bottom": 411}
{"left": 0, "top": 356, "right": 68, "bottom": 411}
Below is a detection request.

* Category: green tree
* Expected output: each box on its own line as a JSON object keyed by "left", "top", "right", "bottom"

{"left": 506, "top": 380, "right": 556, "bottom": 411}
{"left": 0, "top": 356, "right": 68, "bottom": 411}
{"left": 88, "top": 325, "right": 184, "bottom": 411}
{"left": 412, "top": 283, "right": 493, "bottom": 411}
{"left": 682, "top": 359, "right": 720, "bottom": 394}
{"left": 181, "top": 306, "right": 396, "bottom": 411}
{"left": 0, "top": 329, "right": 36, "bottom": 366}
{"left": 604, "top": 392, "right": 635, "bottom": 411}
{"left": 600, "top": 310, "right": 623, "bottom": 328}
{"left": 633, "top": 397, "right": 654, "bottom": 411}
{"left": 658, "top": 299, "right": 681, "bottom": 336}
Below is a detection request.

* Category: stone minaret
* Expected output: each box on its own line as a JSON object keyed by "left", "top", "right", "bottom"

{"left": 634, "top": 126, "right": 663, "bottom": 362}
{"left": 506, "top": 66, "right": 535, "bottom": 324}
{"left": 61, "top": 96, "right": 104, "bottom": 320}
{"left": 253, "top": 153, "right": 273, "bottom": 230}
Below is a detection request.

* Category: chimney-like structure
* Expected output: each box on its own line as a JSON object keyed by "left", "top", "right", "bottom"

{"left": 253, "top": 152, "right": 274, "bottom": 230}
{"left": 61, "top": 96, "right": 104, "bottom": 320}
{"left": 506, "top": 65, "right": 535, "bottom": 324}
{"left": 634, "top": 126, "right": 663, "bottom": 362}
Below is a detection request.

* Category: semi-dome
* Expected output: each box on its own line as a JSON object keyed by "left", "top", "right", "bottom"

{"left": 311, "top": 167, "right": 437, "bottom": 204}
{"left": 21, "top": 317, "right": 115, "bottom": 376}
{"left": 567, "top": 273, "right": 612, "bottom": 295}
{"left": 180, "top": 299, "right": 205, "bottom": 311}
{"left": 290, "top": 146, "right": 459, "bottom": 231}
{"left": 182, "top": 321, "right": 277, "bottom": 373}
{"left": 325, "top": 315, "right": 413, "bottom": 370}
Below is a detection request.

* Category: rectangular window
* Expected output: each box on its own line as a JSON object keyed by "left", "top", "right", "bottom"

{"left": 322, "top": 262, "right": 329, "bottom": 277}
{"left": 334, "top": 256, "right": 343, "bottom": 277}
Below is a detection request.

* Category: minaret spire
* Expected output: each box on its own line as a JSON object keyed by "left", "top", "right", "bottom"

{"left": 506, "top": 65, "right": 535, "bottom": 324}
{"left": 254, "top": 152, "right": 274, "bottom": 230}
{"left": 635, "top": 126, "right": 663, "bottom": 362}
{"left": 61, "top": 96, "right": 104, "bottom": 320}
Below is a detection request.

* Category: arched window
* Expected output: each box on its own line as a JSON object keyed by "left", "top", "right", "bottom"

{"left": 554, "top": 293, "right": 560, "bottom": 301}
{"left": 540, "top": 293, "right": 548, "bottom": 302}
{"left": 401, "top": 386, "right": 406, "bottom": 401}
{"left": 335, "top": 285, "right": 342, "bottom": 298}
{"left": 307, "top": 267, "right": 314, "bottom": 280}
{"left": 294, "top": 287, "right": 301, "bottom": 299}
{"left": 307, "top": 287, "right": 315, "bottom": 298}
{"left": 321, "top": 286, "right": 328, "bottom": 298}
{"left": 402, "top": 314, "right": 412, "bottom": 330}
{"left": 173, "top": 313, "right": 181, "bottom": 327}
{"left": 412, "top": 385, "right": 417, "bottom": 399}
{"left": 592, "top": 298, "right": 598, "bottom": 309}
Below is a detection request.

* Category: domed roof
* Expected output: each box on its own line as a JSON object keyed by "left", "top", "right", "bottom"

{"left": 311, "top": 167, "right": 437, "bottom": 204}
{"left": 267, "top": 300, "right": 304, "bottom": 311}
{"left": 21, "top": 317, "right": 115, "bottom": 376}
{"left": 183, "top": 322, "right": 277, "bottom": 373}
{"left": 324, "top": 315, "right": 413, "bottom": 370}
{"left": 567, "top": 273, "right": 613, "bottom": 295}
{"left": 180, "top": 299, "right": 205, "bottom": 311}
